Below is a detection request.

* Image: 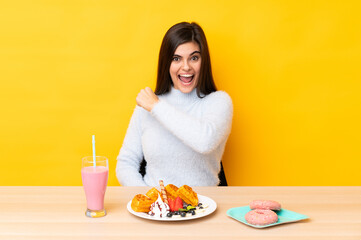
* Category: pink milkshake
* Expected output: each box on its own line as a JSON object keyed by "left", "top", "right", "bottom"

{"left": 81, "top": 156, "right": 108, "bottom": 217}
{"left": 82, "top": 166, "right": 108, "bottom": 210}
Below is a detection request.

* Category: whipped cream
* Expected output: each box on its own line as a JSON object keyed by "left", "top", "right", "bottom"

{"left": 148, "top": 194, "right": 170, "bottom": 218}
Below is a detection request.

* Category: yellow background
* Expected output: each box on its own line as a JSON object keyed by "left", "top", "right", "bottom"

{"left": 1, "top": 0, "right": 360, "bottom": 186}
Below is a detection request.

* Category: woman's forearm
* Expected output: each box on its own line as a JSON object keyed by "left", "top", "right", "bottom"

{"left": 151, "top": 92, "right": 233, "bottom": 154}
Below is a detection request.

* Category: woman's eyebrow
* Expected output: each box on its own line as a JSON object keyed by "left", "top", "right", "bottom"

{"left": 173, "top": 51, "right": 201, "bottom": 57}
{"left": 190, "top": 51, "right": 201, "bottom": 55}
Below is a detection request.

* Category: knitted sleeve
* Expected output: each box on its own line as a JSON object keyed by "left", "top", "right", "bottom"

{"left": 151, "top": 91, "right": 233, "bottom": 154}
{"left": 116, "top": 106, "right": 147, "bottom": 186}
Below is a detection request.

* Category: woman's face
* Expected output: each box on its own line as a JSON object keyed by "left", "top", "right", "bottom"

{"left": 169, "top": 41, "right": 201, "bottom": 93}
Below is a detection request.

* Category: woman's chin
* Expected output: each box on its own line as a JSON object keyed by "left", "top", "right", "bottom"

{"left": 175, "top": 80, "right": 196, "bottom": 93}
{"left": 177, "top": 85, "right": 195, "bottom": 93}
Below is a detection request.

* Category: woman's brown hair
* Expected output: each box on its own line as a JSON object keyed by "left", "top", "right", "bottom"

{"left": 154, "top": 22, "right": 217, "bottom": 97}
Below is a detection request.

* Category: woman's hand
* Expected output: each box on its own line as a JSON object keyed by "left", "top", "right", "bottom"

{"left": 136, "top": 87, "right": 159, "bottom": 112}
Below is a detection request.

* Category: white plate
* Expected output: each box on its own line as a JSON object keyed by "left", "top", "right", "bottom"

{"left": 127, "top": 194, "right": 217, "bottom": 221}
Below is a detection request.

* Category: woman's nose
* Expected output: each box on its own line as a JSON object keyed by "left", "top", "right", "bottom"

{"left": 182, "top": 60, "right": 190, "bottom": 71}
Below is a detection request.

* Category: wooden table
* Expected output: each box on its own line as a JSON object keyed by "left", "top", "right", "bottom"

{"left": 0, "top": 186, "right": 360, "bottom": 240}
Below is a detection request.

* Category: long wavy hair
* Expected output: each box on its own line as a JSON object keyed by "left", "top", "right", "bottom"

{"left": 154, "top": 22, "right": 217, "bottom": 97}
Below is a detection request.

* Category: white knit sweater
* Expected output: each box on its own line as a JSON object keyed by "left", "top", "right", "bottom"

{"left": 116, "top": 87, "right": 233, "bottom": 186}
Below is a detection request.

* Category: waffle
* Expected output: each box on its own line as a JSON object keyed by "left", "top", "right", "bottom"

{"left": 146, "top": 187, "right": 161, "bottom": 202}
{"left": 176, "top": 185, "right": 198, "bottom": 206}
{"left": 165, "top": 184, "right": 179, "bottom": 200}
{"left": 131, "top": 194, "right": 154, "bottom": 212}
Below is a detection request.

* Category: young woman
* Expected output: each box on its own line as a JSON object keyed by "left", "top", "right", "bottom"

{"left": 116, "top": 22, "right": 233, "bottom": 186}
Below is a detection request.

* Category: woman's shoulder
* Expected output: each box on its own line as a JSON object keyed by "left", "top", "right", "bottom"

{"left": 132, "top": 105, "right": 149, "bottom": 118}
{"left": 204, "top": 90, "right": 233, "bottom": 106}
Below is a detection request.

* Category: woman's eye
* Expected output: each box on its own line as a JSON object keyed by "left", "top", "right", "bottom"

{"left": 173, "top": 57, "right": 179, "bottom": 61}
{"left": 191, "top": 56, "right": 199, "bottom": 61}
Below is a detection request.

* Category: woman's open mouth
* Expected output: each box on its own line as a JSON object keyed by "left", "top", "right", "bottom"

{"left": 178, "top": 74, "right": 194, "bottom": 86}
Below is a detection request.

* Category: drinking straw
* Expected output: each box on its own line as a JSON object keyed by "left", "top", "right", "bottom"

{"left": 92, "top": 135, "right": 96, "bottom": 167}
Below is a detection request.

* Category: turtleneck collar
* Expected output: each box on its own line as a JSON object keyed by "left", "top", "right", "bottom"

{"left": 162, "top": 87, "right": 202, "bottom": 106}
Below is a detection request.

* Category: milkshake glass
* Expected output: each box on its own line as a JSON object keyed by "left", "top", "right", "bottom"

{"left": 81, "top": 156, "right": 108, "bottom": 218}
